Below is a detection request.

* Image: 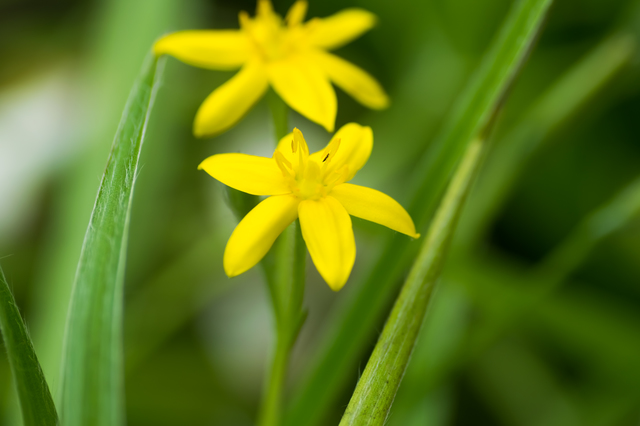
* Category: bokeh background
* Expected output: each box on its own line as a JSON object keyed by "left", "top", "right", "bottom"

{"left": 1, "top": 0, "right": 640, "bottom": 425}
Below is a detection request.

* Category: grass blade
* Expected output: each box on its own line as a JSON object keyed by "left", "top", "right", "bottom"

{"left": 457, "top": 33, "right": 636, "bottom": 246}
{"left": 339, "top": 137, "right": 485, "bottom": 426}
{"left": 0, "top": 268, "right": 58, "bottom": 426}
{"left": 389, "top": 28, "right": 638, "bottom": 422}
{"left": 397, "top": 174, "right": 640, "bottom": 408}
{"left": 286, "top": 1, "right": 553, "bottom": 424}
{"left": 59, "top": 55, "right": 164, "bottom": 426}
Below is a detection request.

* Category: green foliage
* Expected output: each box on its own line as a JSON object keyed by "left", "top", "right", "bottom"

{"left": 3, "top": 0, "right": 640, "bottom": 424}
{"left": 59, "top": 56, "right": 164, "bottom": 426}
{"left": 0, "top": 268, "right": 58, "bottom": 426}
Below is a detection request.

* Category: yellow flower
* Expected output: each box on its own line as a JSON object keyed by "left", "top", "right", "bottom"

{"left": 199, "top": 124, "right": 419, "bottom": 291}
{"left": 154, "top": 0, "right": 389, "bottom": 137}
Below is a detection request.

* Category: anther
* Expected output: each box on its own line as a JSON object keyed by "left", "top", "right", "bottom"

{"left": 321, "top": 138, "right": 341, "bottom": 165}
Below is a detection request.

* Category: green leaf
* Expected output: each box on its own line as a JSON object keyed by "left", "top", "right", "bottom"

{"left": 286, "top": 0, "right": 553, "bottom": 424}
{"left": 389, "top": 30, "right": 638, "bottom": 422}
{"left": 0, "top": 268, "right": 58, "bottom": 426}
{"left": 339, "top": 137, "right": 485, "bottom": 426}
{"left": 59, "top": 55, "right": 164, "bottom": 426}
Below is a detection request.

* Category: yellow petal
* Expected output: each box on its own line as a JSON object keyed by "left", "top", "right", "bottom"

{"left": 331, "top": 183, "right": 420, "bottom": 238}
{"left": 198, "top": 153, "right": 291, "bottom": 196}
{"left": 286, "top": 0, "right": 308, "bottom": 26}
{"left": 153, "top": 30, "right": 252, "bottom": 70}
{"left": 312, "top": 51, "right": 389, "bottom": 109}
{"left": 310, "top": 123, "right": 373, "bottom": 181}
{"left": 268, "top": 57, "right": 337, "bottom": 132}
{"left": 276, "top": 132, "right": 295, "bottom": 161}
{"left": 306, "top": 9, "right": 377, "bottom": 50}
{"left": 224, "top": 195, "right": 300, "bottom": 277}
{"left": 298, "top": 196, "right": 355, "bottom": 291}
{"left": 194, "top": 61, "right": 269, "bottom": 137}
{"left": 257, "top": 0, "right": 275, "bottom": 17}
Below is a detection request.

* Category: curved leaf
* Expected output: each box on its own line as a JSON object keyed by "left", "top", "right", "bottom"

{"left": 59, "top": 55, "right": 164, "bottom": 426}
{"left": 0, "top": 268, "right": 58, "bottom": 426}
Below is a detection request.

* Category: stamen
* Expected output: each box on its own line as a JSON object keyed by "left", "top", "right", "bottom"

{"left": 321, "top": 138, "right": 341, "bottom": 165}
{"left": 238, "top": 11, "right": 251, "bottom": 29}
{"left": 257, "top": 0, "right": 273, "bottom": 16}
{"left": 325, "top": 164, "right": 350, "bottom": 189}
{"left": 293, "top": 128, "right": 309, "bottom": 155}
{"left": 274, "top": 151, "right": 293, "bottom": 178}
{"left": 285, "top": 0, "right": 308, "bottom": 27}
{"left": 292, "top": 128, "right": 309, "bottom": 174}
{"left": 297, "top": 142, "right": 307, "bottom": 174}
{"left": 291, "top": 138, "right": 297, "bottom": 153}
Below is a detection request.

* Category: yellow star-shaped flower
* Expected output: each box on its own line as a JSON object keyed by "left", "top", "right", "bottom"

{"left": 154, "top": 0, "right": 389, "bottom": 137}
{"left": 199, "top": 124, "right": 418, "bottom": 291}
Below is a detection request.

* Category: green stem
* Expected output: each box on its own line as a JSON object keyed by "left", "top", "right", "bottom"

{"left": 268, "top": 88, "right": 290, "bottom": 142}
{"left": 258, "top": 92, "right": 307, "bottom": 426}
{"left": 259, "top": 329, "right": 292, "bottom": 426}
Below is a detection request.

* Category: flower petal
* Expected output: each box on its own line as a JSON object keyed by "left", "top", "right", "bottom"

{"left": 312, "top": 51, "right": 389, "bottom": 110}
{"left": 153, "top": 30, "right": 252, "bottom": 70}
{"left": 298, "top": 196, "right": 355, "bottom": 291}
{"left": 331, "top": 183, "right": 419, "bottom": 238}
{"left": 224, "top": 195, "right": 300, "bottom": 277}
{"left": 286, "top": 0, "right": 308, "bottom": 26}
{"left": 268, "top": 57, "right": 337, "bottom": 132}
{"left": 310, "top": 123, "right": 373, "bottom": 181}
{"left": 306, "top": 9, "right": 377, "bottom": 50}
{"left": 194, "top": 61, "right": 269, "bottom": 137}
{"left": 198, "top": 153, "right": 291, "bottom": 196}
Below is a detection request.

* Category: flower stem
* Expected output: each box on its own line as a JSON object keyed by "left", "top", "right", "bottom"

{"left": 258, "top": 91, "right": 307, "bottom": 426}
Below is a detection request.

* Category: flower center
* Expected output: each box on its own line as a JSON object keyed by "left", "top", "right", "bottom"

{"left": 274, "top": 132, "right": 348, "bottom": 200}
{"left": 240, "top": 1, "right": 307, "bottom": 62}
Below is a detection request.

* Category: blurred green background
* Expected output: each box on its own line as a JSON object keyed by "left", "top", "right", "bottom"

{"left": 1, "top": 0, "right": 640, "bottom": 425}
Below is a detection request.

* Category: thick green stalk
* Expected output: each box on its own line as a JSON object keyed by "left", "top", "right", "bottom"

{"left": 286, "top": 1, "right": 553, "bottom": 424}
{"left": 0, "top": 268, "right": 58, "bottom": 426}
{"left": 59, "top": 55, "right": 163, "bottom": 426}
{"left": 339, "top": 138, "right": 485, "bottom": 426}
{"left": 258, "top": 94, "right": 307, "bottom": 426}
{"left": 260, "top": 333, "right": 292, "bottom": 426}
{"left": 267, "top": 89, "right": 290, "bottom": 145}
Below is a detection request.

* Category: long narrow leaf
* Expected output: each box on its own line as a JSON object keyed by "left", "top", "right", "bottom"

{"left": 339, "top": 138, "right": 485, "bottom": 426}
{"left": 59, "top": 55, "right": 164, "bottom": 426}
{"left": 286, "top": 1, "right": 553, "bottom": 424}
{"left": 395, "top": 174, "right": 640, "bottom": 411}
{"left": 457, "top": 33, "right": 636, "bottom": 246}
{"left": 389, "top": 30, "right": 637, "bottom": 424}
{"left": 0, "top": 268, "right": 58, "bottom": 426}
